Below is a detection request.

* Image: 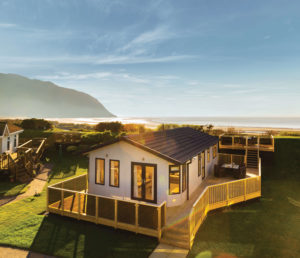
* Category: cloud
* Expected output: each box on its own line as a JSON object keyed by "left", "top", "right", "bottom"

{"left": 120, "top": 26, "right": 173, "bottom": 52}
{"left": 0, "top": 23, "right": 16, "bottom": 28}
{"left": 36, "top": 71, "right": 150, "bottom": 84}
{"left": 1, "top": 53, "right": 195, "bottom": 66}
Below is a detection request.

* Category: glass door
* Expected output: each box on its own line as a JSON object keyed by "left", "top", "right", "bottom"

{"left": 132, "top": 163, "right": 157, "bottom": 203}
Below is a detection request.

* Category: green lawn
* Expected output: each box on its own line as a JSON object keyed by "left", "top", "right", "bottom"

{"left": 0, "top": 181, "right": 29, "bottom": 197}
{"left": 0, "top": 149, "right": 157, "bottom": 257}
{"left": 188, "top": 138, "right": 300, "bottom": 258}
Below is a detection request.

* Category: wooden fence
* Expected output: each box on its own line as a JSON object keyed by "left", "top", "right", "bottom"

{"left": 187, "top": 175, "right": 261, "bottom": 248}
{"left": 47, "top": 174, "right": 166, "bottom": 240}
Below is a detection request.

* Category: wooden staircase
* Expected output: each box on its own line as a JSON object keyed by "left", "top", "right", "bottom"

{"left": 1, "top": 138, "right": 46, "bottom": 182}
{"left": 161, "top": 219, "right": 190, "bottom": 249}
{"left": 246, "top": 149, "right": 259, "bottom": 169}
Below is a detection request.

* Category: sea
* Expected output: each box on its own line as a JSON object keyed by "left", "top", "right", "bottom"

{"left": 46, "top": 116, "right": 300, "bottom": 130}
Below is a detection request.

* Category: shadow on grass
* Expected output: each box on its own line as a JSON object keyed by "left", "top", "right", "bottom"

{"left": 188, "top": 139, "right": 300, "bottom": 258}
{"left": 44, "top": 148, "right": 88, "bottom": 182}
{"left": 30, "top": 214, "right": 157, "bottom": 258}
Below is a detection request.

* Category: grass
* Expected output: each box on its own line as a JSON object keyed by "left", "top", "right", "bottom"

{"left": 188, "top": 138, "right": 300, "bottom": 258}
{"left": 0, "top": 181, "right": 29, "bottom": 197}
{"left": 0, "top": 148, "right": 157, "bottom": 257}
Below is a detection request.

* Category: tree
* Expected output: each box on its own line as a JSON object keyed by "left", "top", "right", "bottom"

{"left": 20, "top": 118, "right": 52, "bottom": 130}
{"left": 95, "top": 122, "right": 124, "bottom": 134}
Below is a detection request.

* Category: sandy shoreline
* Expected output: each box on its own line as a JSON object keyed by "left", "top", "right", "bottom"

{"left": 1, "top": 116, "right": 300, "bottom": 132}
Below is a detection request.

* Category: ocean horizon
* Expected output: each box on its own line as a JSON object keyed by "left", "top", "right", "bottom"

{"left": 43, "top": 116, "right": 300, "bottom": 130}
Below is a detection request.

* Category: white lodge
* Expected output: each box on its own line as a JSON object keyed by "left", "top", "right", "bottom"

{"left": 0, "top": 122, "right": 23, "bottom": 154}
{"left": 86, "top": 127, "right": 218, "bottom": 207}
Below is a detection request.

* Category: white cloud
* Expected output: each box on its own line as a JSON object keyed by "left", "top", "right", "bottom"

{"left": 0, "top": 23, "right": 16, "bottom": 28}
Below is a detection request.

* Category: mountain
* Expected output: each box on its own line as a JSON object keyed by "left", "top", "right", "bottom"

{"left": 0, "top": 73, "right": 115, "bottom": 118}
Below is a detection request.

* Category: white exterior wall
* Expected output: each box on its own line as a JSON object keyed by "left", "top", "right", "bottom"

{"left": 1, "top": 132, "right": 21, "bottom": 154}
{"left": 88, "top": 141, "right": 218, "bottom": 207}
{"left": 187, "top": 145, "right": 219, "bottom": 198}
{"left": 88, "top": 141, "right": 173, "bottom": 206}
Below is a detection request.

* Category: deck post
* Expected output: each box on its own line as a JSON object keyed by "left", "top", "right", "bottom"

{"left": 61, "top": 189, "right": 64, "bottom": 216}
{"left": 164, "top": 202, "right": 167, "bottom": 227}
{"left": 46, "top": 187, "right": 49, "bottom": 212}
{"left": 244, "top": 179, "right": 247, "bottom": 201}
{"left": 226, "top": 183, "right": 229, "bottom": 205}
{"left": 157, "top": 207, "right": 161, "bottom": 241}
{"left": 95, "top": 196, "right": 98, "bottom": 224}
{"left": 114, "top": 199, "right": 118, "bottom": 229}
{"left": 231, "top": 136, "right": 234, "bottom": 146}
{"left": 135, "top": 203, "right": 139, "bottom": 233}
{"left": 77, "top": 193, "right": 81, "bottom": 219}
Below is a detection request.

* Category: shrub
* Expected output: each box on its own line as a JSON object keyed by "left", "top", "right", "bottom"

{"left": 81, "top": 131, "right": 115, "bottom": 145}
{"left": 21, "top": 118, "right": 52, "bottom": 130}
{"left": 66, "top": 145, "right": 78, "bottom": 153}
{"left": 95, "top": 122, "right": 123, "bottom": 134}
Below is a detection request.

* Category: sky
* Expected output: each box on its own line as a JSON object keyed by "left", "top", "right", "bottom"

{"left": 0, "top": 0, "right": 300, "bottom": 117}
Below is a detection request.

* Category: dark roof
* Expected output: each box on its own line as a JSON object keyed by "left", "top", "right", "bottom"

{"left": 85, "top": 127, "right": 218, "bottom": 164}
{"left": 7, "top": 123, "right": 23, "bottom": 133}
{"left": 0, "top": 122, "right": 6, "bottom": 136}
{"left": 0, "top": 122, "right": 23, "bottom": 136}
{"left": 124, "top": 127, "right": 218, "bottom": 164}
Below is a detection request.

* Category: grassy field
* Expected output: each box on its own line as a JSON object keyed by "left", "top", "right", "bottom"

{"left": 188, "top": 138, "right": 300, "bottom": 258}
{"left": 0, "top": 149, "right": 157, "bottom": 257}
{"left": 0, "top": 181, "right": 29, "bottom": 197}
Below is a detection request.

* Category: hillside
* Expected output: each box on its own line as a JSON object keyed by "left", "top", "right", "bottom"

{"left": 0, "top": 73, "right": 115, "bottom": 118}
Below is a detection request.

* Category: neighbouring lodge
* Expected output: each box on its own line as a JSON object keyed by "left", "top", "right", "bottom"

{"left": 0, "top": 122, "right": 23, "bottom": 154}
{"left": 86, "top": 127, "right": 219, "bottom": 207}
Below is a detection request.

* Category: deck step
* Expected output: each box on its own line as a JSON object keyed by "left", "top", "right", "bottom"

{"left": 160, "top": 238, "right": 190, "bottom": 250}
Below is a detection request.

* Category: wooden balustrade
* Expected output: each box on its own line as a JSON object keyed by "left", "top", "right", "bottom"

{"left": 47, "top": 174, "right": 166, "bottom": 240}
{"left": 187, "top": 174, "right": 261, "bottom": 248}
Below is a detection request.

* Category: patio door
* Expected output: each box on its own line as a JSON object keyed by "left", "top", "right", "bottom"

{"left": 131, "top": 162, "right": 157, "bottom": 203}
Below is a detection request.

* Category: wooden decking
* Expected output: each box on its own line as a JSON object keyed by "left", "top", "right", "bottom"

{"left": 0, "top": 152, "right": 17, "bottom": 170}
{"left": 161, "top": 167, "right": 261, "bottom": 249}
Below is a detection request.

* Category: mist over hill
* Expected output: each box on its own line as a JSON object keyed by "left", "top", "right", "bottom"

{"left": 0, "top": 73, "right": 115, "bottom": 118}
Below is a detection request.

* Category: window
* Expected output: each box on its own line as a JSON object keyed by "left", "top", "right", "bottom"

{"left": 14, "top": 135, "right": 17, "bottom": 148}
{"left": 109, "top": 160, "right": 119, "bottom": 187}
{"left": 213, "top": 145, "right": 217, "bottom": 158}
{"left": 182, "top": 165, "right": 187, "bottom": 192}
{"left": 7, "top": 137, "right": 10, "bottom": 150}
{"left": 169, "top": 165, "right": 180, "bottom": 194}
{"left": 198, "top": 154, "right": 201, "bottom": 177}
{"left": 95, "top": 158, "right": 105, "bottom": 185}
{"left": 207, "top": 148, "right": 210, "bottom": 163}
{"left": 201, "top": 151, "right": 205, "bottom": 179}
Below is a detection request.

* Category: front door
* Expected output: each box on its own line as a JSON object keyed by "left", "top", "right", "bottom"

{"left": 131, "top": 162, "right": 157, "bottom": 203}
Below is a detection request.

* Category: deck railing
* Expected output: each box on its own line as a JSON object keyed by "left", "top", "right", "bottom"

{"left": 47, "top": 174, "right": 166, "bottom": 240}
{"left": 218, "top": 153, "right": 246, "bottom": 166}
{"left": 219, "top": 134, "right": 274, "bottom": 152}
{"left": 187, "top": 161, "right": 261, "bottom": 249}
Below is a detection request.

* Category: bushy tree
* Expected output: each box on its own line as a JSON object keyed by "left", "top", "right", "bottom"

{"left": 95, "top": 122, "right": 123, "bottom": 134}
{"left": 21, "top": 118, "right": 52, "bottom": 130}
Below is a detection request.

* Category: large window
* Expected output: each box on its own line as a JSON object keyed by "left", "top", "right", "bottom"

{"left": 213, "top": 145, "right": 217, "bottom": 158}
{"left": 207, "top": 148, "right": 210, "bottom": 163}
{"left": 109, "top": 160, "right": 120, "bottom": 187}
{"left": 95, "top": 158, "right": 105, "bottom": 185}
{"left": 182, "top": 164, "right": 187, "bottom": 192}
{"left": 169, "top": 165, "right": 180, "bottom": 194}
